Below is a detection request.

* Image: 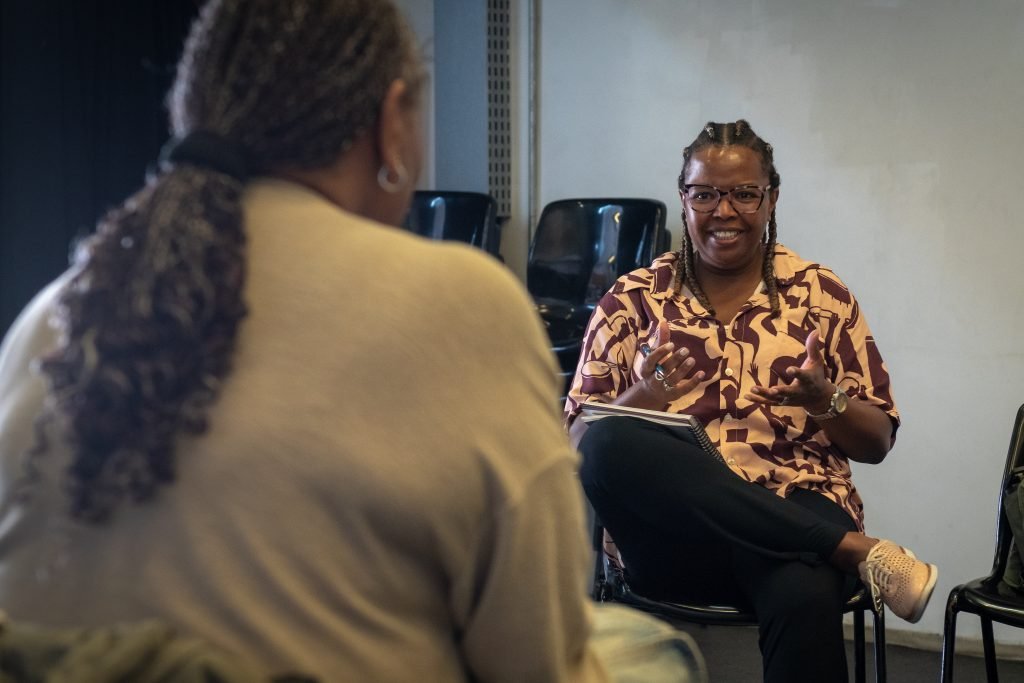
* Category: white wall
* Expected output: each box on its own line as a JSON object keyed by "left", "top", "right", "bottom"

{"left": 538, "top": 0, "right": 1024, "bottom": 643}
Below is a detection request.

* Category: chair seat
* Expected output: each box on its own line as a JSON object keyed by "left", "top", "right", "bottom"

{"left": 607, "top": 564, "right": 872, "bottom": 626}
{"left": 950, "top": 578, "right": 1024, "bottom": 627}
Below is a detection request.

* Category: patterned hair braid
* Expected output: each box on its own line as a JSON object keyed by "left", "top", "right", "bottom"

{"left": 673, "top": 119, "right": 782, "bottom": 318}
{"left": 675, "top": 214, "right": 715, "bottom": 314}
{"left": 36, "top": 0, "right": 424, "bottom": 522}
{"left": 763, "top": 209, "right": 781, "bottom": 318}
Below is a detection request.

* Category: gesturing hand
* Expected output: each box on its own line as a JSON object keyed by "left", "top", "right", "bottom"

{"left": 746, "top": 329, "right": 834, "bottom": 412}
{"left": 638, "top": 320, "right": 705, "bottom": 404}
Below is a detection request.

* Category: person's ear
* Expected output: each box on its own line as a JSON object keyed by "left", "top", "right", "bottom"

{"left": 767, "top": 187, "right": 780, "bottom": 212}
{"left": 375, "top": 79, "right": 411, "bottom": 181}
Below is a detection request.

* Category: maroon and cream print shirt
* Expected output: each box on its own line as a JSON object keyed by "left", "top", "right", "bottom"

{"left": 564, "top": 244, "right": 899, "bottom": 530}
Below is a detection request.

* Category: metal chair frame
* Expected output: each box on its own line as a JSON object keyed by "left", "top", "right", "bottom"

{"left": 940, "top": 404, "right": 1024, "bottom": 682}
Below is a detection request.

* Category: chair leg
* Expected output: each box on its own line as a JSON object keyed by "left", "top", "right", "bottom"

{"left": 940, "top": 589, "right": 960, "bottom": 683}
{"left": 981, "top": 616, "right": 998, "bottom": 683}
{"left": 872, "top": 606, "right": 886, "bottom": 683}
{"left": 853, "top": 607, "right": 865, "bottom": 683}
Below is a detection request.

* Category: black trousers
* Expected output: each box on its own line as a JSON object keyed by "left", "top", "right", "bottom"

{"left": 579, "top": 417, "right": 860, "bottom": 683}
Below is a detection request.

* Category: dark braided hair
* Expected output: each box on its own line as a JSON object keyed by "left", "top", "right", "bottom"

{"left": 35, "top": 0, "right": 424, "bottom": 522}
{"left": 672, "top": 119, "right": 783, "bottom": 318}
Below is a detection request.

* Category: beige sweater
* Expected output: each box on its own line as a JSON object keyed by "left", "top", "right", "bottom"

{"left": 0, "top": 179, "right": 609, "bottom": 682}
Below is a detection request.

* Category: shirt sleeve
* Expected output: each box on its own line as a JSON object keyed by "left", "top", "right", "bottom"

{"left": 563, "top": 290, "right": 643, "bottom": 427}
{"left": 815, "top": 271, "right": 900, "bottom": 433}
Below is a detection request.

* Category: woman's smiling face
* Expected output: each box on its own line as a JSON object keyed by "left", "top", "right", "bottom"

{"left": 679, "top": 145, "right": 778, "bottom": 277}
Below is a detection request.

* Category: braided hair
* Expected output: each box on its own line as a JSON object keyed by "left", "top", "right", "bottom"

{"left": 672, "top": 119, "right": 782, "bottom": 318}
{"left": 35, "top": 0, "right": 424, "bottom": 522}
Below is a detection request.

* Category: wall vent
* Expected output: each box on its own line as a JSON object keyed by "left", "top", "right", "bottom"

{"left": 487, "top": 0, "right": 512, "bottom": 219}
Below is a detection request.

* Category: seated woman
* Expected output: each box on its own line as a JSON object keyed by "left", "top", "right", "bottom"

{"left": 566, "top": 119, "right": 937, "bottom": 683}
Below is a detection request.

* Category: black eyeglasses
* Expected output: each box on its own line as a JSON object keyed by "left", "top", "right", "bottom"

{"left": 681, "top": 184, "right": 772, "bottom": 213}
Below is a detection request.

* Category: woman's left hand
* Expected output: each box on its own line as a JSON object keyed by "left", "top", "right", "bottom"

{"left": 745, "top": 330, "right": 834, "bottom": 413}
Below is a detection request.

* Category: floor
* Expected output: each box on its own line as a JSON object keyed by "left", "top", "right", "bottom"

{"left": 683, "top": 622, "right": 1024, "bottom": 682}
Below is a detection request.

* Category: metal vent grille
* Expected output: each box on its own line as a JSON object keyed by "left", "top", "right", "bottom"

{"left": 487, "top": 0, "right": 512, "bottom": 219}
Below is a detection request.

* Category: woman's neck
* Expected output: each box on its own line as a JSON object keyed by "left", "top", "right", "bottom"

{"left": 693, "top": 247, "right": 765, "bottom": 323}
{"left": 694, "top": 245, "right": 764, "bottom": 292}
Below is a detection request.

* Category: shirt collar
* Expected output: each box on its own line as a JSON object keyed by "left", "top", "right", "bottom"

{"left": 621, "top": 243, "right": 818, "bottom": 303}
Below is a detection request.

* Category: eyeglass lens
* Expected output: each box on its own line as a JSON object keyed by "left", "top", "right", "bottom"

{"left": 685, "top": 185, "right": 764, "bottom": 213}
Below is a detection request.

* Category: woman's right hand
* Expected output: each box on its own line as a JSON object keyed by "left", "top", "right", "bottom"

{"left": 623, "top": 320, "right": 705, "bottom": 410}
{"left": 569, "top": 320, "right": 705, "bottom": 448}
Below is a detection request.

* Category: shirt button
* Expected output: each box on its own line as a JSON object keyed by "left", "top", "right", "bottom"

{"left": 727, "top": 458, "right": 737, "bottom": 466}
{"left": 724, "top": 368, "right": 734, "bottom": 377}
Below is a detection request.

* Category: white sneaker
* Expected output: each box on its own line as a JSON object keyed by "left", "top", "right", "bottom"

{"left": 858, "top": 540, "right": 937, "bottom": 623}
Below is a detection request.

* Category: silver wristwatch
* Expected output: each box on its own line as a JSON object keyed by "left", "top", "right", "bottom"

{"left": 806, "top": 385, "right": 849, "bottom": 421}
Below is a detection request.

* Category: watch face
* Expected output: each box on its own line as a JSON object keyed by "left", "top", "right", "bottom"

{"left": 833, "top": 389, "right": 849, "bottom": 414}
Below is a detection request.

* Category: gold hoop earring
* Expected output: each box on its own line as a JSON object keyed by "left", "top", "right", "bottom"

{"left": 377, "top": 162, "right": 408, "bottom": 194}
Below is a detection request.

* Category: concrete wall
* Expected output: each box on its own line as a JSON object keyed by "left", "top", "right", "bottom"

{"left": 432, "top": 0, "right": 489, "bottom": 193}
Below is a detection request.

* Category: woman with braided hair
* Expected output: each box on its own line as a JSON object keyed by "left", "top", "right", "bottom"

{"left": 566, "top": 120, "right": 938, "bottom": 682}
{"left": 0, "top": 1, "right": 711, "bottom": 681}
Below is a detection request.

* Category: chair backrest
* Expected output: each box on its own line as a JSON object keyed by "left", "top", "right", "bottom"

{"left": 989, "top": 403, "right": 1024, "bottom": 582}
{"left": 527, "top": 198, "right": 667, "bottom": 305}
{"left": 403, "top": 191, "right": 501, "bottom": 257}
{"left": 658, "top": 226, "right": 672, "bottom": 255}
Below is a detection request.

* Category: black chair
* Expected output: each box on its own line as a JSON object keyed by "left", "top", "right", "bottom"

{"left": 591, "top": 520, "right": 887, "bottom": 683}
{"left": 527, "top": 198, "right": 668, "bottom": 394}
{"left": 404, "top": 190, "right": 501, "bottom": 258}
{"left": 940, "top": 404, "right": 1024, "bottom": 682}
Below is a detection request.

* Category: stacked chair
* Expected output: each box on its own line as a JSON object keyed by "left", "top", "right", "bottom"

{"left": 404, "top": 190, "right": 502, "bottom": 259}
{"left": 526, "top": 198, "right": 669, "bottom": 400}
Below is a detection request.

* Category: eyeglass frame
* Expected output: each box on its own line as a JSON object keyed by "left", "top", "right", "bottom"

{"left": 680, "top": 183, "right": 774, "bottom": 214}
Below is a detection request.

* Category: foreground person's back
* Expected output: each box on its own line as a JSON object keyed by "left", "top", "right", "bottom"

{"left": 0, "top": 178, "right": 607, "bottom": 680}
{"left": 0, "top": 0, "right": 615, "bottom": 679}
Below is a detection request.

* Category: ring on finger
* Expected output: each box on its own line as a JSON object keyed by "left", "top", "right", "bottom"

{"left": 654, "top": 368, "right": 666, "bottom": 381}
{"left": 662, "top": 379, "right": 673, "bottom": 391}
{"left": 779, "top": 397, "right": 790, "bottom": 406}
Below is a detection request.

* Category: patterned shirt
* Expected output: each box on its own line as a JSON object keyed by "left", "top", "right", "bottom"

{"left": 564, "top": 244, "right": 900, "bottom": 530}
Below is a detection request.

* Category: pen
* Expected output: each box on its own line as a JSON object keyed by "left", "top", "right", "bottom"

{"left": 640, "top": 343, "right": 667, "bottom": 379}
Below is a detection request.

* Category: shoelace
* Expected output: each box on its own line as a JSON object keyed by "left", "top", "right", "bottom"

{"left": 864, "top": 552, "right": 893, "bottom": 613}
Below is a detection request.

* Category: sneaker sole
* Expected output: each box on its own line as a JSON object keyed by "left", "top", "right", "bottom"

{"left": 903, "top": 563, "right": 938, "bottom": 624}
